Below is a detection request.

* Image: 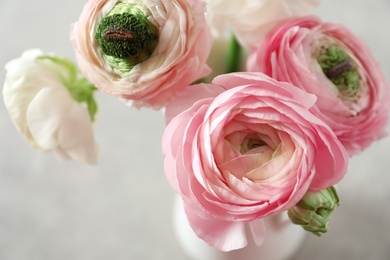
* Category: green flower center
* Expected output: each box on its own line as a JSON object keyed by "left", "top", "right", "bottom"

{"left": 316, "top": 45, "right": 361, "bottom": 102}
{"left": 95, "top": 2, "right": 158, "bottom": 73}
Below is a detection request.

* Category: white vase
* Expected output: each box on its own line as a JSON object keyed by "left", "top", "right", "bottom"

{"left": 173, "top": 196, "right": 306, "bottom": 260}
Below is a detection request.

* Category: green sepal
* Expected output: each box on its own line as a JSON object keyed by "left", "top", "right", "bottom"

{"left": 37, "top": 55, "right": 98, "bottom": 121}
{"left": 288, "top": 186, "right": 340, "bottom": 237}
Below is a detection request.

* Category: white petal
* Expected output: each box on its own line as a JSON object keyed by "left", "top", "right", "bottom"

{"left": 26, "top": 87, "right": 97, "bottom": 164}
{"left": 3, "top": 49, "right": 98, "bottom": 164}
{"left": 26, "top": 87, "right": 70, "bottom": 149}
{"left": 57, "top": 101, "right": 98, "bottom": 165}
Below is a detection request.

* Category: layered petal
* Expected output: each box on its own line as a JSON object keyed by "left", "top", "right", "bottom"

{"left": 205, "top": 0, "right": 320, "bottom": 48}
{"left": 163, "top": 72, "right": 348, "bottom": 251}
{"left": 247, "top": 16, "right": 390, "bottom": 155}
{"left": 3, "top": 49, "right": 98, "bottom": 164}
{"left": 71, "top": 0, "right": 212, "bottom": 109}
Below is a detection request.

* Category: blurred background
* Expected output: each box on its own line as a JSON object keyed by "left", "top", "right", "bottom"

{"left": 0, "top": 1, "right": 389, "bottom": 259}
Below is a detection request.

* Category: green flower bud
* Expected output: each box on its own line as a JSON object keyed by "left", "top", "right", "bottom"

{"left": 316, "top": 45, "right": 361, "bottom": 102}
{"left": 37, "top": 55, "right": 98, "bottom": 121}
{"left": 288, "top": 186, "right": 340, "bottom": 237}
{"left": 95, "top": 2, "right": 158, "bottom": 74}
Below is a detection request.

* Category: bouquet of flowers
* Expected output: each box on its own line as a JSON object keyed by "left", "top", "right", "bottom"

{"left": 3, "top": 0, "right": 389, "bottom": 254}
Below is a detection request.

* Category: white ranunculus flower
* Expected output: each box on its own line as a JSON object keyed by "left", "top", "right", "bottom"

{"left": 3, "top": 49, "right": 98, "bottom": 164}
{"left": 205, "top": 0, "right": 320, "bottom": 48}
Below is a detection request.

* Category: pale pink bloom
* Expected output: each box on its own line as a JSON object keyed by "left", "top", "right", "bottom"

{"left": 206, "top": 0, "right": 320, "bottom": 48}
{"left": 247, "top": 16, "right": 390, "bottom": 155}
{"left": 163, "top": 72, "right": 348, "bottom": 251}
{"left": 3, "top": 49, "right": 98, "bottom": 164}
{"left": 70, "top": 0, "right": 212, "bottom": 109}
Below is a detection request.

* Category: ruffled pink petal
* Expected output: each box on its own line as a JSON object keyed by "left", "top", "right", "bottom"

{"left": 184, "top": 203, "right": 248, "bottom": 252}
{"left": 249, "top": 218, "right": 266, "bottom": 247}
{"left": 165, "top": 83, "right": 225, "bottom": 124}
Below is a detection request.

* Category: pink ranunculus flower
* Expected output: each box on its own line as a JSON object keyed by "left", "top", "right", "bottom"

{"left": 247, "top": 16, "right": 390, "bottom": 155}
{"left": 163, "top": 72, "right": 348, "bottom": 251}
{"left": 205, "top": 0, "right": 320, "bottom": 48}
{"left": 70, "top": 0, "right": 212, "bottom": 109}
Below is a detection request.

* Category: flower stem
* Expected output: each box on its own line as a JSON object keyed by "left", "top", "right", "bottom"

{"left": 226, "top": 35, "right": 243, "bottom": 73}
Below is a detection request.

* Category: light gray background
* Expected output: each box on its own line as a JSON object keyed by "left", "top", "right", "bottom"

{"left": 0, "top": 1, "right": 389, "bottom": 259}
